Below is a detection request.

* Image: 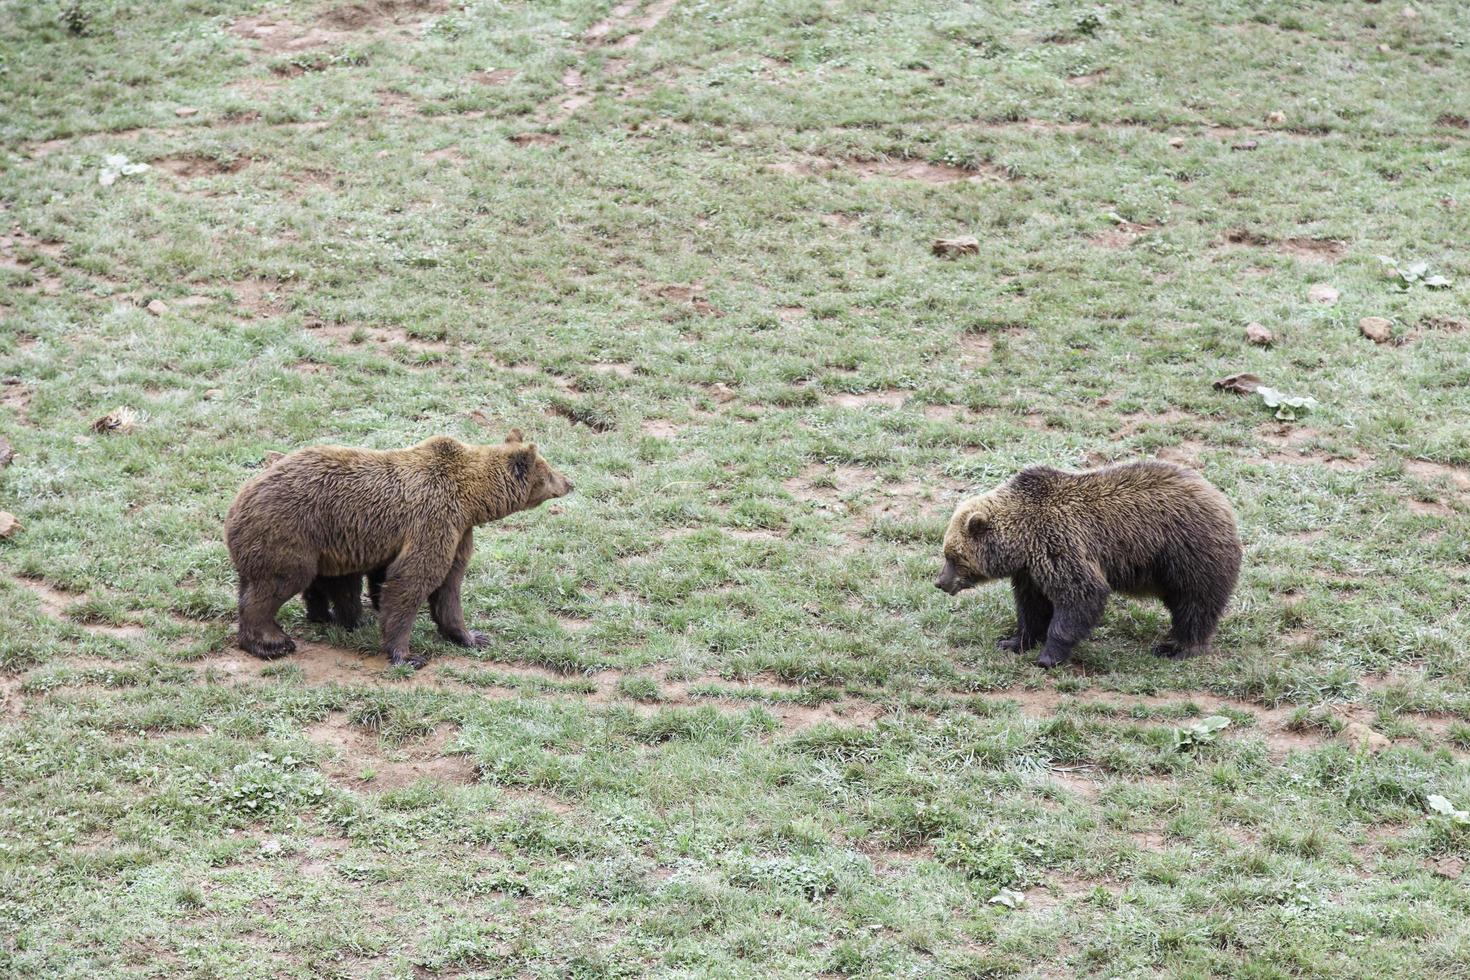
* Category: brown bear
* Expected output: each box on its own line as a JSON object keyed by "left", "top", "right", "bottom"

{"left": 936, "top": 461, "right": 1240, "bottom": 668}
{"left": 225, "top": 430, "right": 572, "bottom": 668}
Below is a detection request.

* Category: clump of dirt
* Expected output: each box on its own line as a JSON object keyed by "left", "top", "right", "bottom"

{"left": 91, "top": 407, "right": 139, "bottom": 435}
{"left": 1066, "top": 69, "right": 1108, "bottom": 87}
{"left": 932, "top": 236, "right": 980, "bottom": 258}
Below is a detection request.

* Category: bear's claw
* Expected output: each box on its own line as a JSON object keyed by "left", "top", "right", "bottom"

{"left": 244, "top": 636, "right": 296, "bottom": 660}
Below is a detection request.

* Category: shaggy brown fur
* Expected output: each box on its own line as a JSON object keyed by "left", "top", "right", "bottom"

{"left": 936, "top": 461, "right": 1240, "bottom": 668}
{"left": 225, "top": 430, "right": 572, "bottom": 668}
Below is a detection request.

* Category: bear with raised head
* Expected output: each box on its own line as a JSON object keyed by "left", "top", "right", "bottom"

{"left": 936, "top": 461, "right": 1240, "bottom": 668}
{"left": 226, "top": 430, "right": 572, "bottom": 668}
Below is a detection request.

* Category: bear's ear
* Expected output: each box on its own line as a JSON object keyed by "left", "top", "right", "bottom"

{"left": 505, "top": 428, "right": 525, "bottom": 445}
{"left": 965, "top": 512, "right": 989, "bottom": 538}
{"left": 508, "top": 445, "right": 536, "bottom": 483}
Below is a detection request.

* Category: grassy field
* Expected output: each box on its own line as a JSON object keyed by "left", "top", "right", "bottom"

{"left": 3, "top": 0, "right": 1470, "bottom": 976}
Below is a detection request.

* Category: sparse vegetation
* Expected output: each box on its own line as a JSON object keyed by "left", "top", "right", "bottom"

{"left": 2, "top": 0, "right": 1469, "bottom": 976}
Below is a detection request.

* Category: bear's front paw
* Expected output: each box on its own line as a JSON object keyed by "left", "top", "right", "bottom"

{"left": 1034, "top": 647, "right": 1070, "bottom": 669}
{"left": 242, "top": 635, "right": 296, "bottom": 660}
{"left": 1152, "top": 641, "right": 1206, "bottom": 660}
{"left": 441, "top": 628, "right": 489, "bottom": 649}
{"left": 997, "top": 635, "right": 1025, "bottom": 653}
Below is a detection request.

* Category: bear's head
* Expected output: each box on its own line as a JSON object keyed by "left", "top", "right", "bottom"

{"left": 504, "top": 429, "right": 574, "bottom": 509}
{"left": 935, "top": 491, "right": 1018, "bottom": 594}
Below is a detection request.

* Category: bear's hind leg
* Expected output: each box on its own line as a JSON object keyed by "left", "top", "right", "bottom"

{"left": 366, "top": 567, "right": 386, "bottom": 611}
{"left": 238, "top": 565, "right": 314, "bottom": 660}
{"left": 377, "top": 540, "right": 457, "bottom": 669}
{"left": 303, "top": 579, "right": 334, "bottom": 624}
{"left": 1154, "top": 591, "right": 1227, "bottom": 659}
{"left": 429, "top": 531, "right": 487, "bottom": 649}
{"left": 312, "top": 574, "right": 365, "bottom": 630}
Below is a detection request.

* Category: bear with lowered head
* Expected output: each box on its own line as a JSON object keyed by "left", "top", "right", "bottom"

{"left": 937, "top": 461, "right": 1240, "bottom": 668}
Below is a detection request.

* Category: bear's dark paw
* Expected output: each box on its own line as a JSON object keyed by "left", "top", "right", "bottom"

{"left": 334, "top": 610, "right": 365, "bottom": 631}
{"left": 305, "top": 610, "right": 333, "bottom": 625}
{"left": 386, "top": 649, "right": 428, "bottom": 670}
{"left": 997, "top": 635, "right": 1025, "bottom": 653}
{"left": 442, "top": 628, "right": 489, "bottom": 649}
{"left": 244, "top": 636, "right": 296, "bottom": 660}
{"left": 1034, "top": 648, "right": 1069, "bottom": 669}
{"left": 1152, "top": 641, "right": 1206, "bottom": 660}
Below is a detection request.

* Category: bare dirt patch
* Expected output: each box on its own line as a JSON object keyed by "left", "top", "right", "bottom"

{"left": 589, "top": 362, "right": 636, "bottom": 378}
{"left": 1088, "top": 220, "right": 1157, "bottom": 249}
{"left": 231, "top": 279, "right": 290, "bottom": 317}
{"left": 1280, "top": 237, "right": 1346, "bottom": 263}
{"left": 230, "top": 16, "right": 355, "bottom": 55}
{"left": 828, "top": 390, "right": 905, "bottom": 410}
{"left": 470, "top": 68, "right": 518, "bottom": 86}
{"left": 12, "top": 577, "right": 146, "bottom": 640}
{"left": 1113, "top": 409, "right": 1192, "bottom": 438}
{"left": 155, "top": 155, "right": 250, "bottom": 178}
{"left": 922, "top": 404, "right": 967, "bottom": 422}
{"left": 1221, "top": 229, "right": 1345, "bottom": 263}
{"left": 640, "top": 418, "right": 682, "bottom": 438}
{"left": 725, "top": 527, "right": 785, "bottom": 542}
{"left": 307, "top": 716, "right": 476, "bottom": 792}
{"left": 784, "top": 463, "right": 877, "bottom": 505}
{"left": 1420, "top": 314, "right": 1468, "bottom": 333}
{"left": 1257, "top": 426, "right": 1372, "bottom": 471}
{"left": 653, "top": 283, "right": 720, "bottom": 316}
{"left": 309, "top": 322, "right": 451, "bottom": 357}
{"left": 849, "top": 158, "right": 1011, "bottom": 184}
{"left": 773, "top": 155, "right": 1009, "bottom": 185}
{"left": 207, "top": 642, "right": 480, "bottom": 691}
{"left": 322, "top": 0, "right": 446, "bottom": 30}
{"left": 959, "top": 323, "right": 1025, "bottom": 368}
{"left": 1404, "top": 459, "right": 1470, "bottom": 495}
{"left": 231, "top": 2, "right": 441, "bottom": 56}
{"left": 2, "top": 378, "right": 33, "bottom": 415}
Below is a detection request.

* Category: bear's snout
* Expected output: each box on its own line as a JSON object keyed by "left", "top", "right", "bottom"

{"left": 935, "top": 558, "right": 966, "bottom": 595}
